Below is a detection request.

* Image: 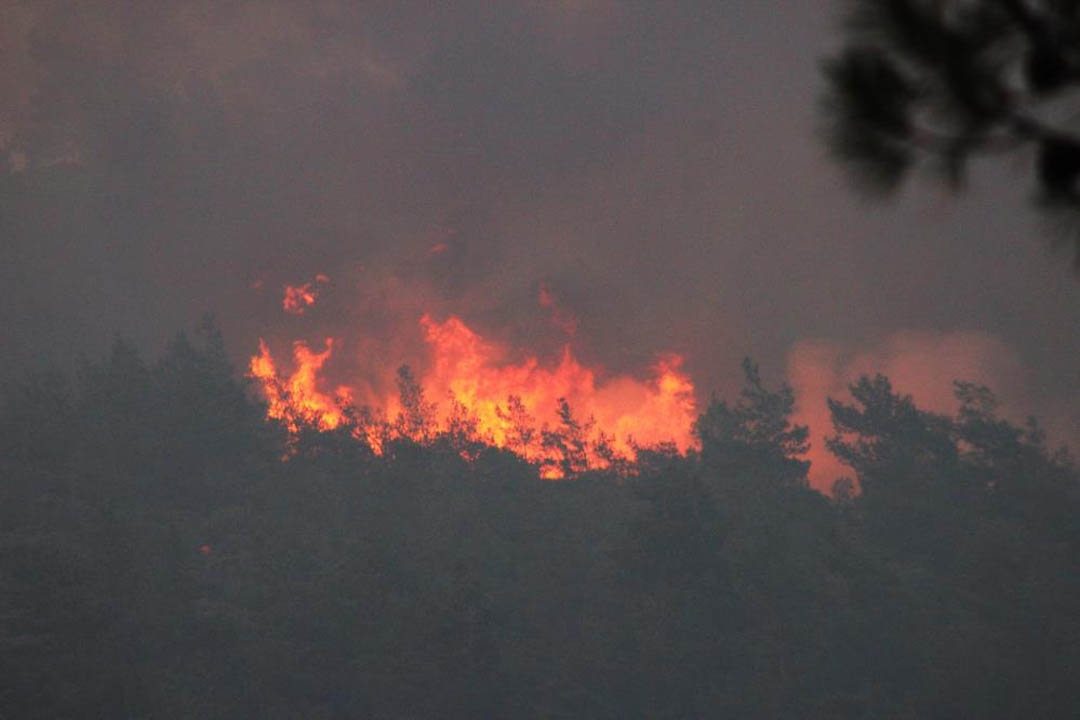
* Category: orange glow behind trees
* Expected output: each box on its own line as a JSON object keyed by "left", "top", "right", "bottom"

{"left": 248, "top": 313, "right": 697, "bottom": 472}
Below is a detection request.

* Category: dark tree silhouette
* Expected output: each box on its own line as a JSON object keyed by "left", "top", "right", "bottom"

{"left": 3, "top": 326, "right": 1079, "bottom": 718}
{"left": 695, "top": 358, "right": 811, "bottom": 490}
{"left": 496, "top": 394, "right": 536, "bottom": 457}
{"left": 821, "top": 0, "right": 1080, "bottom": 267}
{"left": 541, "top": 398, "right": 593, "bottom": 478}
{"left": 393, "top": 364, "right": 437, "bottom": 443}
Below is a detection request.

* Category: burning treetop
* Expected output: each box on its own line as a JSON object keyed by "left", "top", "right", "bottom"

{"left": 249, "top": 311, "right": 697, "bottom": 473}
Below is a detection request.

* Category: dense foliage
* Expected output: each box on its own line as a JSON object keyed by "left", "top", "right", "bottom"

{"left": 2, "top": 325, "right": 1077, "bottom": 718}
{"left": 821, "top": 0, "right": 1080, "bottom": 267}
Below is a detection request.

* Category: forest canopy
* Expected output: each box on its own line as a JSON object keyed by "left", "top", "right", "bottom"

{"left": 1, "top": 323, "right": 1077, "bottom": 718}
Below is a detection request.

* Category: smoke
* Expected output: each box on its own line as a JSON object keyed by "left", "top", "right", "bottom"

{"left": 3, "top": 0, "right": 1076, "bottom": 470}
{"left": 1, "top": 1, "right": 709, "bottom": 367}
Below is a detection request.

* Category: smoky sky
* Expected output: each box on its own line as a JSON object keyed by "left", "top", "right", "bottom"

{"left": 2, "top": 1, "right": 1077, "bottom": 456}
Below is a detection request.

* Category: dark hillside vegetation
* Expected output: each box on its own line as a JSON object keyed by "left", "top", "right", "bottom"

{"left": 1, "top": 326, "right": 1077, "bottom": 718}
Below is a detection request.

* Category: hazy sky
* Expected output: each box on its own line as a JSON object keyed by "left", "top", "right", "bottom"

{"left": 3, "top": 1, "right": 1077, "bottom": 482}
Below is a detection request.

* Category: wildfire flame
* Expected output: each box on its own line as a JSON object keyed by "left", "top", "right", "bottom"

{"left": 249, "top": 336, "right": 351, "bottom": 432}
{"left": 249, "top": 312, "right": 697, "bottom": 471}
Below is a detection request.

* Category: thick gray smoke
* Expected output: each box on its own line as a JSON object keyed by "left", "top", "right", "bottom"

{"left": 2, "top": 1, "right": 1076, "bottom": 463}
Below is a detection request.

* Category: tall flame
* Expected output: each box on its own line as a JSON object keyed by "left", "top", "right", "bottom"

{"left": 249, "top": 312, "right": 697, "bottom": 470}
{"left": 249, "top": 337, "right": 349, "bottom": 432}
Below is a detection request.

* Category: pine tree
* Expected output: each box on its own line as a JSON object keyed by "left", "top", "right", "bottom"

{"left": 822, "top": 0, "right": 1080, "bottom": 267}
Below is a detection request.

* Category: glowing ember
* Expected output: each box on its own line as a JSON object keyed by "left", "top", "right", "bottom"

{"left": 282, "top": 275, "right": 329, "bottom": 315}
{"left": 249, "top": 313, "right": 697, "bottom": 471}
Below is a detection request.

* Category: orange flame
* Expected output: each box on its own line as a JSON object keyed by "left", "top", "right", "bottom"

{"left": 249, "top": 313, "right": 697, "bottom": 470}
{"left": 249, "top": 337, "right": 346, "bottom": 431}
